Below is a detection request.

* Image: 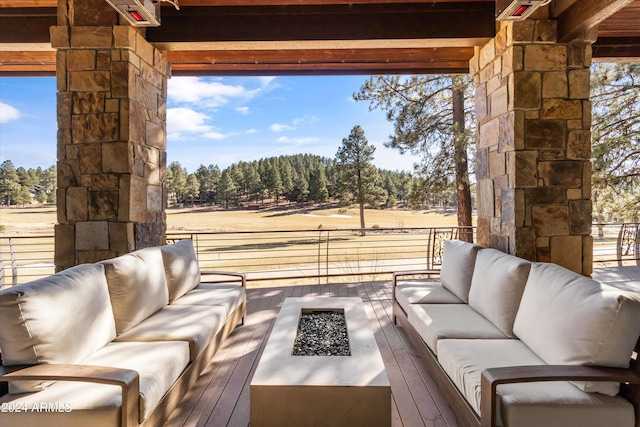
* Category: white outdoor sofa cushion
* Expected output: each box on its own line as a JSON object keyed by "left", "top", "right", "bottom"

{"left": 437, "top": 339, "right": 636, "bottom": 427}
{"left": 514, "top": 262, "right": 640, "bottom": 396}
{"left": 468, "top": 248, "right": 531, "bottom": 337}
{"left": 114, "top": 305, "right": 227, "bottom": 361}
{"left": 439, "top": 239, "right": 484, "bottom": 302}
{"left": 407, "top": 304, "right": 507, "bottom": 354}
{"left": 173, "top": 283, "right": 246, "bottom": 317}
{"left": 0, "top": 263, "right": 116, "bottom": 393}
{"left": 395, "top": 283, "right": 463, "bottom": 310}
{"left": 394, "top": 239, "right": 482, "bottom": 314}
{"left": 0, "top": 341, "right": 190, "bottom": 426}
{"left": 160, "top": 239, "right": 201, "bottom": 303}
{"left": 100, "top": 248, "right": 169, "bottom": 335}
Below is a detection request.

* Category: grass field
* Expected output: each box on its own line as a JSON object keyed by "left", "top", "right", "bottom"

{"left": 0, "top": 205, "right": 470, "bottom": 286}
{"left": 0, "top": 205, "right": 466, "bottom": 235}
{"left": 0, "top": 206, "right": 627, "bottom": 288}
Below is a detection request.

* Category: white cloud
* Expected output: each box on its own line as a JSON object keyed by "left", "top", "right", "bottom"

{"left": 246, "top": 129, "right": 260, "bottom": 134}
{"left": 168, "top": 76, "right": 278, "bottom": 109}
{"left": 168, "top": 77, "right": 261, "bottom": 107}
{"left": 167, "top": 107, "right": 212, "bottom": 133}
{"left": 258, "top": 76, "right": 277, "bottom": 87}
{"left": 277, "top": 136, "right": 319, "bottom": 144}
{"left": 270, "top": 123, "right": 295, "bottom": 132}
{"left": 292, "top": 115, "right": 318, "bottom": 125}
{"left": 203, "top": 131, "right": 228, "bottom": 140}
{"left": 0, "top": 102, "right": 20, "bottom": 123}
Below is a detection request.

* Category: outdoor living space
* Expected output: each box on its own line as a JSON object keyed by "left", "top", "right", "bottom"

{"left": 2, "top": 1, "right": 640, "bottom": 426}
{"left": 161, "top": 280, "right": 462, "bottom": 427}
{"left": 158, "top": 265, "right": 640, "bottom": 427}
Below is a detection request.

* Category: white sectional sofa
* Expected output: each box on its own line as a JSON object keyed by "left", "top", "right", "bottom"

{"left": 393, "top": 240, "right": 640, "bottom": 427}
{"left": 0, "top": 239, "right": 245, "bottom": 427}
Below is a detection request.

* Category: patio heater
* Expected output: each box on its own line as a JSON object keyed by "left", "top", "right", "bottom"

{"left": 496, "top": 0, "right": 550, "bottom": 21}
{"left": 104, "top": 0, "right": 179, "bottom": 27}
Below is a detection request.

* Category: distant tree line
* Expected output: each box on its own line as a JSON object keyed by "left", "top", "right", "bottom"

{"left": 0, "top": 160, "right": 56, "bottom": 206}
{"left": 0, "top": 153, "right": 462, "bottom": 211}
{"left": 166, "top": 153, "right": 422, "bottom": 210}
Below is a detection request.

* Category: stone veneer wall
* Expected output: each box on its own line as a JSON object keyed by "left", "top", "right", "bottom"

{"left": 471, "top": 21, "right": 593, "bottom": 276}
{"left": 51, "top": 3, "right": 170, "bottom": 269}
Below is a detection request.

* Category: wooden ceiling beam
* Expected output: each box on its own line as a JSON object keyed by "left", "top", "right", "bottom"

{"left": 593, "top": 36, "right": 640, "bottom": 60}
{"left": 146, "top": 3, "right": 496, "bottom": 43}
{"left": 166, "top": 46, "right": 473, "bottom": 75}
{"left": 557, "top": 0, "right": 634, "bottom": 43}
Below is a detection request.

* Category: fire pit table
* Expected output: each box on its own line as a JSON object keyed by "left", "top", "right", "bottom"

{"left": 250, "top": 297, "right": 391, "bottom": 427}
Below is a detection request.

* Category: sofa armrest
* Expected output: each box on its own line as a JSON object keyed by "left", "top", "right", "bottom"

{"left": 1, "top": 364, "right": 140, "bottom": 427}
{"left": 392, "top": 270, "right": 440, "bottom": 299}
{"left": 480, "top": 365, "right": 640, "bottom": 427}
{"left": 200, "top": 270, "right": 246, "bottom": 289}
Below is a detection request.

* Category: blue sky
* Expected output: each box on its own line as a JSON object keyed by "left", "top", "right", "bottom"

{"left": 0, "top": 75, "right": 417, "bottom": 172}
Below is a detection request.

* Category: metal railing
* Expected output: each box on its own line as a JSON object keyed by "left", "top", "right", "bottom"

{"left": 0, "top": 227, "right": 473, "bottom": 287}
{"left": 1, "top": 222, "right": 638, "bottom": 288}
{"left": 0, "top": 235, "right": 55, "bottom": 289}
{"left": 593, "top": 222, "right": 640, "bottom": 266}
{"left": 167, "top": 226, "right": 474, "bottom": 284}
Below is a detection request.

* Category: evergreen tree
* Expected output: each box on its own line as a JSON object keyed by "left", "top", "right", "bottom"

{"left": 354, "top": 75, "right": 474, "bottom": 235}
{"left": 0, "top": 160, "right": 20, "bottom": 205}
{"left": 279, "top": 159, "right": 294, "bottom": 201}
{"left": 335, "top": 125, "right": 387, "bottom": 231}
{"left": 308, "top": 163, "right": 329, "bottom": 205}
{"left": 167, "top": 161, "right": 188, "bottom": 205}
{"left": 243, "top": 162, "right": 263, "bottom": 202}
{"left": 291, "top": 170, "right": 309, "bottom": 205}
{"left": 218, "top": 170, "right": 237, "bottom": 209}
{"left": 591, "top": 62, "right": 640, "bottom": 223}
{"left": 185, "top": 174, "right": 199, "bottom": 206}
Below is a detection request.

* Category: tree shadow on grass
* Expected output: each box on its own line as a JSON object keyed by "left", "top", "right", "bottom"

{"left": 203, "top": 237, "right": 350, "bottom": 252}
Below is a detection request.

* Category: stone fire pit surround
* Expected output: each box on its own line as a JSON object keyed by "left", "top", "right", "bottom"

{"left": 250, "top": 297, "right": 391, "bottom": 427}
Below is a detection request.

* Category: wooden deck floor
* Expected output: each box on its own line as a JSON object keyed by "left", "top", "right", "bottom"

{"left": 163, "top": 281, "right": 460, "bottom": 427}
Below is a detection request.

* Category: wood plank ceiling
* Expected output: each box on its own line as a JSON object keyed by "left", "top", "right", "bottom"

{"left": 0, "top": 0, "right": 639, "bottom": 76}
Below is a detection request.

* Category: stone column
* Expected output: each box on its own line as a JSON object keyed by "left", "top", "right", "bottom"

{"left": 52, "top": 0, "right": 169, "bottom": 269}
{"left": 471, "top": 21, "right": 593, "bottom": 276}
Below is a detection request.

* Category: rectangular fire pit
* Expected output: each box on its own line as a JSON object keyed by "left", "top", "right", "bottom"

{"left": 250, "top": 297, "right": 391, "bottom": 427}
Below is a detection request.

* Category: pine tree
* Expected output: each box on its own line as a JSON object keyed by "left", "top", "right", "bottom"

{"left": 0, "top": 160, "right": 20, "bottom": 206}
{"left": 591, "top": 62, "right": 640, "bottom": 223}
{"left": 308, "top": 163, "right": 329, "bottom": 205}
{"left": 218, "top": 170, "right": 237, "bottom": 209}
{"left": 354, "top": 75, "right": 474, "bottom": 235}
{"left": 335, "top": 125, "right": 387, "bottom": 232}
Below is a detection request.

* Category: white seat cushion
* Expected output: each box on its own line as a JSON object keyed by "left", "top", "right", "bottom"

{"left": 407, "top": 304, "right": 507, "bottom": 354}
{"left": 514, "top": 262, "right": 640, "bottom": 396}
{"left": 395, "top": 282, "right": 463, "bottom": 313}
{"left": 468, "top": 249, "right": 531, "bottom": 337}
{"left": 100, "top": 247, "right": 169, "bottom": 335}
{"left": 437, "top": 339, "right": 635, "bottom": 427}
{"left": 0, "top": 264, "right": 116, "bottom": 393}
{"left": 114, "top": 305, "right": 226, "bottom": 361}
{"left": 439, "top": 240, "right": 483, "bottom": 303}
{"left": 159, "top": 239, "right": 201, "bottom": 303}
{"left": 0, "top": 341, "right": 190, "bottom": 426}
{"left": 172, "top": 283, "right": 244, "bottom": 318}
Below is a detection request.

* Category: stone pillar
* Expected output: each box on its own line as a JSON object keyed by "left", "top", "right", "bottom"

{"left": 52, "top": 0, "right": 169, "bottom": 269}
{"left": 471, "top": 21, "right": 593, "bottom": 276}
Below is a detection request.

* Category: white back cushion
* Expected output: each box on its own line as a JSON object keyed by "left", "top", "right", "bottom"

{"left": 0, "top": 264, "right": 116, "bottom": 392}
{"left": 468, "top": 249, "right": 531, "bottom": 337}
{"left": 160, "top": 239, "right": 201, "bottom": 303}
{"left": 440, "top": 240, "right": 484, "bottom": 302}
{"left": 514, "top": 262, "right": 640, "bottom": 396}
{"left": 101, "top": 247, "right": 169, "bottom": 335}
